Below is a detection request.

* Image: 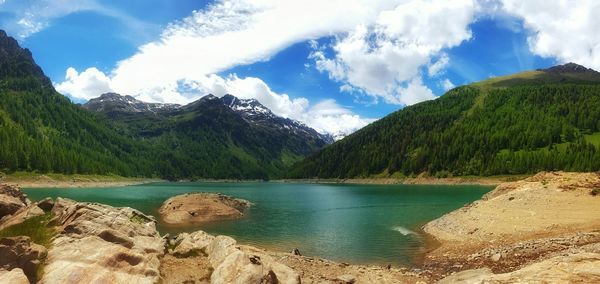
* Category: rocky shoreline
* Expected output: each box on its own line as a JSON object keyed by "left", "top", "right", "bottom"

{"left": 1, "top": 171, "right": 599, "bottom": 283}
{"left": 424, "top": 171, "right": 600, "bottom": 282}
{"left": 0, "top": 184, "right": 427, "bottom": 283}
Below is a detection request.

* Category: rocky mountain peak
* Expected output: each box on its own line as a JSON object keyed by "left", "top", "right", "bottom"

{"left": 542, "top": 62, "right": 600, "bottom": 74}
{"left": 0, "top": 29, "right": 51, "bottom": 87}
{"left": 220, "top": 94, "right": 273, "bottom": 118}
{"left": 219, "top": 94, "right": 334, "bottom": 144}
{"left": 83, "top": 92, "right": 180, "bottom": 113}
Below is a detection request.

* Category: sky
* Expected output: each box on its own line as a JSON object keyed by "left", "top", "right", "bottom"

{"left": 1, "top": 0, "right": 599, "bottom": 137}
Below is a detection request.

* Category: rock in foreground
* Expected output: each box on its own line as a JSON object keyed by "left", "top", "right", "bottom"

{"left": 41, "top": 198, "right": 164, "bottom": 283}
{"left": 159, "top": 193, "right": 251, "bottom": 225}
{"left": 0, "top": 184, "right": 30, "bottom": 220}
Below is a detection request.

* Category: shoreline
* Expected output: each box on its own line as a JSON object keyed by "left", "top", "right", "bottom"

{"left": 2, "top": 171, "right": 599, "bottom": 282}
{"left": 4, "top": 173, "right": 530, "bottom": 188}
{"left": 2, "top": 172, "right": 161, "bottom": 188}
{"left": 277, "top": 174, "right": 531, "bottom": 186}
{"left": 422, "top": 171, "right": 600, "bottom": 282}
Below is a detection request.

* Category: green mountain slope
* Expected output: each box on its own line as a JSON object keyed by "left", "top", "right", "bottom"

{"left": 82, "top": 93, "right": 328, "bottom": 180}
{"left": 0, "top": 30, "right": 327, "bottom": 180}
{"left": 289, "top": 63, "right": 600, "bottom": 178}
{"left": 0, "top": 31, "right": 155, "bottom": 176}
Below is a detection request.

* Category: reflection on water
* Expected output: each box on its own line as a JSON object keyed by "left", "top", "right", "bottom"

{"left": 24, "top": 182, "right": 490, "bottom": 265}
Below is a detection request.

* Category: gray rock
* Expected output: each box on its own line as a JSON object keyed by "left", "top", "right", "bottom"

{"left": 336, "top": 274, "right": 357, "bottom": 283}
{"left": 491, "top": 253, "right": 502, "bottom": 262}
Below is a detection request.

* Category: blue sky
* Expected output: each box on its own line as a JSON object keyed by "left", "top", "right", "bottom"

{"left": 0, "top": 0, "right": 597, "bottom": 136}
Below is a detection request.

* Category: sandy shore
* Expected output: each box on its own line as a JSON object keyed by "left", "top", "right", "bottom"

{"left": 279, "top": 174, "right": 529, "bottom": 186}
{"left": 3, "top": 174, "right": 160, "bottom": 188}
{"left": 422, "top": 171, "right": 600, "bottom": 281}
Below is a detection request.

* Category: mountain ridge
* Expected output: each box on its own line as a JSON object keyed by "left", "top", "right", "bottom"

{"left": 0, "top": 29, "right": 328, "bottom": 180}
{"left": 84, "top": 92, "right": 335, "bottom": 144}
{"left": 289, "top": 63, "right": 600, "bottom": 179}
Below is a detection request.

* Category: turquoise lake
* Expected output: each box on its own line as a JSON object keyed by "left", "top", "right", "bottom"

{"left": 23, "top": 182, "right": 491, "bottom": 265}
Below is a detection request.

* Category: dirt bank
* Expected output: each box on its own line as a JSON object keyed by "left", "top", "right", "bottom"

{"left": 423, "top": 171, "right": 600, "bottom": 281}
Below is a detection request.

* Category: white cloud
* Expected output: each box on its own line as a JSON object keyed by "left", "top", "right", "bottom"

{"left": 54, "top": 0, "right": 478, "bottom": 134}
{"left": 397, "top": 78, "right": 436, "bottom": 105}
{"left": 310, "top": 0, "right": 475, "bottom": 105}
{"left": 428, "top": 54, "right": 450, "bottom": 77}
{"left": 300, "top": 99, "right": 375, "bottom": 138}
{"left": 55, "top": 67, "right": 114, "bottom": 100}
{"left": 440, "top": 78, "right": 456, "bottom": 91}
{"left": 1, "top": 0, "right": 98, "bottom": 38}
{"left": 109, "top": 0, "right": 403, "bottom": 100}
{"left": 1, "top": 0, "right": 155, "bottom": 40}
{"left": 55, "top": 67, "right": 372, "bottom": 135}
{"left": 500, "top": 0, "right": 600, "bottom": 70}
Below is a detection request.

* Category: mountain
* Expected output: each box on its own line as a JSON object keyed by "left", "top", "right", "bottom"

{"left": 220, "top": 94, "right": 334, "bottom": 143}
{"left": 0, "top": 31, "right": 152, "bottom": 176}
{"left": 83, "top": 92, "right": 330, "bottom": 179}
{"left": 84, "top": 92, "right": 180, "bottom": 114}
{"left": 289, "top": 63, "right": 600, "bottom": 179}
{"left": 0, "top": 30, "right": 51, "bottom": 88}
{"left": 0, "top": 29, "right": 328, "bottom": 180}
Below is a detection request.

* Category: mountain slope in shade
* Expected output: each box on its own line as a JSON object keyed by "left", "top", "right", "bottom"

{"left": 289, "top": 63, "right": 600, "bottom": 179}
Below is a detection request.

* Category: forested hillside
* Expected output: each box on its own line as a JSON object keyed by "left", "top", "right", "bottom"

{"left": 83, "top": 93, "right": 328, "bottom": 180}
{"left": 0, "top": 30, "right": 327, "bottom": 180}
{"left": 289, "top": 63, "right": 600, "bottom": 178}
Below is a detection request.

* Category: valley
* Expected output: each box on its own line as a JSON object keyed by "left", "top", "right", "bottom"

{"left": 1, "top": 2, "right": 600, "bottom": 282}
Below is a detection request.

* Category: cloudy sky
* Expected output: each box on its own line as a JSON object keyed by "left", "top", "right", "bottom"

{"left": 1, "top": 0, "right": 598, "bottom": 136}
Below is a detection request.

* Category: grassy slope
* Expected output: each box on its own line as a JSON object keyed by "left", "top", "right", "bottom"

{"left": 289, "top": 66, "right": 600, "bottom": 179}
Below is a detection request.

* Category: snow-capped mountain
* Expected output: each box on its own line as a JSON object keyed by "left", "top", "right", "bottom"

{"left": 83, "top": 93, "right": 181, "bottom": 114}
{"left": 220, "top": 94, "right": 334, "bottom": 144}
{"left": 83, "top": 93, "right": 334, "bottom": 146}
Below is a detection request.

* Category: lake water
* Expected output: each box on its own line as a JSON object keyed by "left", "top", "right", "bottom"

{"left": 23, "top": 182, "right": 491, "bottom": 265}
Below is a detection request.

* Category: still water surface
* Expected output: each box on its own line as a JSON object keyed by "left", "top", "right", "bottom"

{"left": 24, "top": 182, "right": 491, "bottom": 265}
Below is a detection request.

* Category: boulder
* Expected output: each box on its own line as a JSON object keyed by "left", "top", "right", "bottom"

{"left": 211, "top": 251, "right": 300, "bottom": 284}
{"left": 172, "top": 230, "right": 215, "bottom": 256}
{"left": 211, "top": 251, "right": 265, "bottom": 284}
{"left": 36, "top": 198, "right": 54, "bottom": 212}
{"left": 335, "top": 274, "right": 357, "bottom": 283}
{"left": 171, "top": 230, "right": 301, "bottom": 284}
{"left": 0, "top": 236, "right": 47, "bottom": 283}
{"left": 0, "top": 268, "right": 29, "bottom": 284}
{"left": 206, "top": 235, "right": 238, "bottom": 267}
{"left": 40, "top": 198, "right": 164, "bottom": 284}
{"left": 0, "top": 205, "right": 44, "bottom": 231}
{"left": 159, "top": 193, "right": 251, "bottom": 225}
{"left": 0, "top": 184, "right": 29, "bottom": 220}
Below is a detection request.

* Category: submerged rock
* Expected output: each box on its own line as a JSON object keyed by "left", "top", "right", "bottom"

{"left": 159, "top": 193, "right": 251, "bottom": 225}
